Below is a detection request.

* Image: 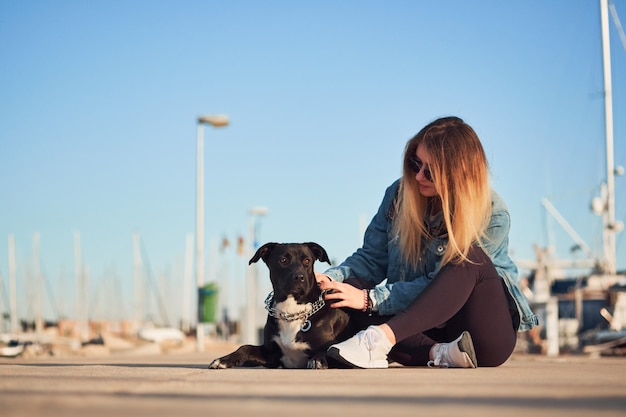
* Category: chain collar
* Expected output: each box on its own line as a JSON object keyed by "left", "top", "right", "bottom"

{"left": 264, "top": 290, "right": 326, "bottom": 332}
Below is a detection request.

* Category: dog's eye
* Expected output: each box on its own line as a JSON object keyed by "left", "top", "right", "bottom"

{"left": 279, "top": 257, "right": 288, "bottom": 264}
{"left": 302, "top": 258, "right": 311, "bottom": 266}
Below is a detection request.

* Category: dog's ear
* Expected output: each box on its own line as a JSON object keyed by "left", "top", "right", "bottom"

{"left": 305, "top": 242, "right": 331, "bottom": 265}
{"left": 249, "top": 242, "right": 277, "bottom": 265}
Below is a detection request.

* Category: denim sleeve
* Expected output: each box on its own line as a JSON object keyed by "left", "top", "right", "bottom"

{"left": 480, "top": 193, "right": 519, "bottom": 283}
{"left": 323, "top": 181, "right": 399, "bottom": 284}
{"left": 482, "top": 191, "right": 539, "bottom": 331}
{"left": 481, "top": 210, "right": 510, "bottom": 262}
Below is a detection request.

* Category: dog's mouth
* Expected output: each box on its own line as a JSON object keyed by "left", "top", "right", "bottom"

{"left": 273, "top": 289, "right": 305, "bottom": 303}
{"left": 273, "top": 285, "right": 319, "bottom": 304}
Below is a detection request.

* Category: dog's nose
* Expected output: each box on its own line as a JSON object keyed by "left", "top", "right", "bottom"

{"left": 294, "top": 274, "right": 305, "bottom": 282}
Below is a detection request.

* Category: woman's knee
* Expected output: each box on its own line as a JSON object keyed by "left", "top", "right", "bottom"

{"left": 475, "top": 334, "right": 517, "bottom": 367}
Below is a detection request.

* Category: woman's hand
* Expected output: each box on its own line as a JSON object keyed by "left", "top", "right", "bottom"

{"left": 319, "top": 280, "right": 366, "bottom": 310}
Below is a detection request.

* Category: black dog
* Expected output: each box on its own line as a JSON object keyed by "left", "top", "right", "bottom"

{"left": 208, "top": 242, "right": 354, "bottom": 369}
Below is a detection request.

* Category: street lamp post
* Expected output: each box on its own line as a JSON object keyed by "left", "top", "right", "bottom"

{"left": 243, "top": 206, "right": 268, "bottom": 345}
{"left": 196, "top": 114, "right": 229, "bottom": 352}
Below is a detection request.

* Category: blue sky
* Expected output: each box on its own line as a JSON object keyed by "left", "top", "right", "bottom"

{"left": 1, "top": 0, "right": 624, "bottom": 325}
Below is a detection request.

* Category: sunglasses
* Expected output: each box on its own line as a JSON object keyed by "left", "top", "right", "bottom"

{"left": 408, "top": 157, "right": 433, "bottom": 182}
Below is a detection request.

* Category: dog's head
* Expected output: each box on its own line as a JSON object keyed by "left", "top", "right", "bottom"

{"left": 249, "top": 242, "right": 331, "bottom": 302}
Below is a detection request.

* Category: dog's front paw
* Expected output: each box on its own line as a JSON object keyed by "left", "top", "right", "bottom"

{"left": 208, "top": 358, "right": 230, "bottom": 369}
{"left": 307, "top": 355, "right": 329, "bottom": 370}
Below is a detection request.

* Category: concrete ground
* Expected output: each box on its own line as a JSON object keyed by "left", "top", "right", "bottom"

{"left": 1, "top": 343, "right": 625, "bottom": 417}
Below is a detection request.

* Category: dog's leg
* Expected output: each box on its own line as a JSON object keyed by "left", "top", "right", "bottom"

{"left": 306, "top": 311, "right": 355, "bottom": 370}
{"left": 306, "top": 352, "right": 330, "bottom": 369}
{"left": 208, "top": 344, "right": 282, "bottom": 369}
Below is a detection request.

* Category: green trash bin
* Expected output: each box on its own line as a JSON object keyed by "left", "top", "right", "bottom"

{"left": 198, "top": 283, "right": 219, "bottom": 323}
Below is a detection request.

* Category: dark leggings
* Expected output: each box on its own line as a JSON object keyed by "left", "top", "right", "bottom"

{"left": 346, "top": 245, "right": 517, "bottom": 367}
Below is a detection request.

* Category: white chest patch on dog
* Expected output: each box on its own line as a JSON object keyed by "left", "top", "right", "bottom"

{"left": 272, "top": 295, "right": 311, "bottom": 368}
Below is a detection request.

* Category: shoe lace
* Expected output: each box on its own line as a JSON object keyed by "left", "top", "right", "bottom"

{"left": 427, "top": 343, "right": 451, "bottom": 368}
{"left": 360, "top": 328, "right": 380, "bottom": 353}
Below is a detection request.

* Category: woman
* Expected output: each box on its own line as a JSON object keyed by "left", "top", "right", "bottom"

{"left": 317, "top": 116, "right": 538, "bottom": 368}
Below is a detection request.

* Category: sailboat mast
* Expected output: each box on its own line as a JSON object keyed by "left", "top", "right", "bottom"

{"left": 600, "top": 0, "right": 617, "bottom": 275}
{"left": 8, "top": 234, "right": 18, "bottom": 334}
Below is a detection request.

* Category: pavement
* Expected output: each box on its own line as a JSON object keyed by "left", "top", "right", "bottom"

{"left": 1, "top": 343, "right": 625, "bottom": 417}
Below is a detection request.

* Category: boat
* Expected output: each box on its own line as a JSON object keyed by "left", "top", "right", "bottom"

{"left": 137, "top": 326, "right": 185, "bottom": 343}
{"left": 0, "top": 340, "right": 26, "bottom": 357}
{"left": 518, "top": 0, "right": 626, "bottom": 356}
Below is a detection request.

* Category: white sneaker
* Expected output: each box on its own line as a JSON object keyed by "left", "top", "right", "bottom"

{"left": 327, "top": 326, "right": 392, "bottom": 368}
{"left": 428, "top": 331, "right": 478, "bottom": 368}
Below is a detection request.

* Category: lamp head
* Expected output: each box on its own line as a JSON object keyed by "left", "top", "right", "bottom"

{"left": 198, "top": 114, "right": 229, "bottom": 127}
{"left": 249, "top": 207, "right": 269, "bottom": 216}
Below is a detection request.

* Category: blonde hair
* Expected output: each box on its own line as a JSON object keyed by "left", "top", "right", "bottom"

{"left": 393, "top": 116, "right": 492, "bottom": 268}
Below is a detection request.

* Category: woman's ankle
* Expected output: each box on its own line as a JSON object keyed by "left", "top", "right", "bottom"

{"left": 379, "top": 324, "right": 397, "bottom": 345}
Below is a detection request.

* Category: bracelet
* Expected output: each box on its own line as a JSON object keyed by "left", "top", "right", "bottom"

{"left": 361, "top": 289, "right": 373, "bottom": 316}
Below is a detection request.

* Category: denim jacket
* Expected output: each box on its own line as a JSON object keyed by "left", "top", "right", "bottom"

{"left": 324, "top": 179, "right": 539, "bottom": 332}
